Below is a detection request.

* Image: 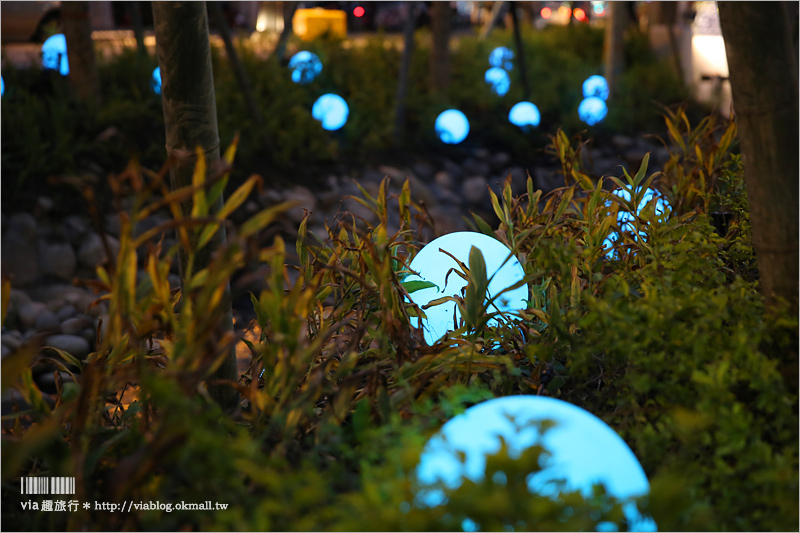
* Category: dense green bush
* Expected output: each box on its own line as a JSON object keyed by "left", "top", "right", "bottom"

{"left": 2, "top": 110, "right": 796, "bottom": 531}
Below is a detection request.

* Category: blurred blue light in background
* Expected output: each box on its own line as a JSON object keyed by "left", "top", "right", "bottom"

{"left": 416, "top": 396, "right": 657, "bottom": 531}
{"left": 578, "top": 96, "right": 608, "bottom": 125}
{"left": 289, "top": 51, "right": 323, "bottom": 84}
{"left": 508, "top": 101, "right": 541, "bottom": 128}
{"left": 404, "top": 232, "right": 527, "bottom": 345}
{"left": 151, "top": 67, "right": 162, "bottom": 94}
{"left": 435, "top": 109, "right": 470, "bottom": 144}
{"left": 603, "top": 187, "right": 671, "bottom": 258}
{"left": 312, "top": 93, "right": 349, "bottom": 131}
{"left": 484, "top": 67, "right": 511, "bottom": 96}
{"left": 489, "top": 46, "right": 515, "bottom": 71}
{"left": 1, "top": 76, "right": 4, "bottom": 97}
{"left": 41, "top": 33, "right": 69, "bottom": 76}
{"left": 582, "top": 74, "right": 609, "bottom": 100}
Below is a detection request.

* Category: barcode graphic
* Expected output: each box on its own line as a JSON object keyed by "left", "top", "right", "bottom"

{"left": 20, "top": 477, "right": 75, "bottom": 495}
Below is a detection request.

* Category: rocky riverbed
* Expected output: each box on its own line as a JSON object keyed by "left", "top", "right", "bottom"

{"left": 1, "top": 135, "right": 670, "bottom": 412}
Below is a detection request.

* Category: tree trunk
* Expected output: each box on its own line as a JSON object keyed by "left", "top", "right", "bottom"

{"left": 208, "top": 1, "right": 265, "bottom": 128}
{"left": 273, "top": 2, "right": 299, "bottom": 64}
{"left": 430, "top": 1, "right": 451, "bottom": 93}
{"left": 510, "top": 2, "right": 530, "bottom": 102}
{"left": 480, "top": 1, "right": 507, "bottom": 39}
{"left": 718, "top": 2, "right": 799, "bottom": 316}
{"left": 62, "top": 1, "right": 101, "bottom": 105}
{"left": 394, "top": 1, "right": 418, "bottom": 145}
{"left": 603, "top": 1, "right": 628, "bottom": 100}
{"left": 152, "top": 1, "right": 238, "bottom": 410}
{"left": 129, "top": 1, "right": 147, "bottom": 59}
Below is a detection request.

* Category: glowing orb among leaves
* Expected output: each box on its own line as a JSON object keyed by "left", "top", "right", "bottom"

{"left": 489, "top": 46, "right": 515, "bottom": 71}
{"left": 578, "top": 96, "right": 608, "bottom": 125}
{"left": 151, "top": 67, "right": 162, "bottom": 94}
{"left": 312, "top": 93, "right": 349, "bottom": 131}
{"left": 508, "top": 101, "right": 541, "bottom": 129}
{"left": 484, "top": 67, "right": 511, "bottom": 96}
{"left": 603, "top": 187, "right": 671, "bottom": 258}
{"left": 42, "top": 33, "right": 69, "bottom": 76}
{"left": 404, "top": 232, "right": 527, "bottom": 345}
{"left": 583, "top": 75, "right": 609, "bottom": 100}
{"left": 435, "top": 110, "right": 470, "bottom": 144}
{"left": 415, "top": 395, "right": 657, "bottom": 531}
{"left": 289, "top": 51, "right": 323, "bottom": 84}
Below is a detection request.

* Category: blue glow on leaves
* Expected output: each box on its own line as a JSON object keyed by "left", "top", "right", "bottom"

{"left": 489, "top": 46, "right": 514, "bottom": 71}
{"left": 41, "top": 33, "right": 69, "bottom": 76}
{"left": 312, "top": 93, "right": 349, "bottom": 131}
{"left": 582, "top": 75, "right": 609, "bottom": 100}
{"left": 508, "top": 101, "right": 541, "bottom": 128}
{"left": 603, "top": 187, "right": 671, "bottom": 258}
{"left": 151, "top": 67, "right": 162, "bottom": 94}
{"left": 404, "top": 232, "right": 527, "bottom": 345}
{"left": 416, "top": 396, "right": 657, "bottom": 532}
{"left": 485, "top": 67, "right": 511, "bottom": 96}
{"left": 435, "top": 110, "right": 470, "bottom": 144}
{"left": 578, "top": 96, "right": 608, "bottom": 125}
{"left": 289, "top": 51, "right": 323, "bottom": 84}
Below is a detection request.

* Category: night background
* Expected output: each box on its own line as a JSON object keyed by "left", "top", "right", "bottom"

{"left": 1, "top": 1, "right": 798, "bottom": 531}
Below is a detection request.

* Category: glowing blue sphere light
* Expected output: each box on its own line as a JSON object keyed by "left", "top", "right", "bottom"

{"left": 603, "top": 187, "right": 671, "bottom": 258}
{"left": 1, "top": 76, "right": 4, "bottom": 97}
{"left": 578, "top": 96, "right": 608, "bottom": 125}
{"left": 435, "top": 110, "right": 470, "bottom": 144}
{"left": 404, "top": 232, "right": 527, "bottom": 345}
{"left": 508, "top": 101, "right": 541, "bottom": 129}
{"left": 484, "top": 67, "right": 511, "bottom": 96}
{"left": 41, "top": 33, "right": 69, "bottom": 76}
{"left": 583, "top": 74, "right": 609, "bottom": 100}
{"left": 312, "top": 93, "right": 349, "bottom": 131}
{"left": 489, "top": 46, "right": 515, "bottom": 71}
{"left": 151, "top": 67, "right": 162, "bottom": 94}
{"left": 289, "top": 51, "right": 323, "bottom": 84}
{"left": 416, "top": 395, "right": 657, "bottom": 531}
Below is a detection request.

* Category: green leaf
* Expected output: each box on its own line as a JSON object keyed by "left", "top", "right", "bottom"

{"left": 400, "top": 280, "right": 439, "bottom": 294}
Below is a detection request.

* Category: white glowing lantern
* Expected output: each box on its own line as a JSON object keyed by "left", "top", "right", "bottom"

{"left": 582, "top": 74, "right": 609, "bottom": 100}
{"left": 508, "top": 101, "right": 541, "bottom": 129}
{"left": 484, "top": 67, "right": 511, "bottom": 96}
{"left": 404, "top": 232, "right": 527, "bottom": 345}
{"left": 603, "top": 187, "right": 671, "bottom": 258}
{"left": 312, "top": 93, "right": 349, "bottom": 131}
{"left": 289, "top": 50, "right": 323, "bottom": 84}
{"left": 41, "top": 33, "right": 69, "bottom": 76}
{"left": 435, "top": 110, "right": 470, "bottom": 144}
{"left": 578, "top": 96, "right": 608, "bottom": 125}
{"left": 151, "top": 67, "right": 162, "bottom": 94}
{"left": 489, "top": 46, "right": 515, "bottom": 71}
{"left": 415, "top": 395, "right": 657, "bottom": 531}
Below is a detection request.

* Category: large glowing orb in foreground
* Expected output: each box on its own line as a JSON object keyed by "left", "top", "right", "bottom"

{"left": 312, "top": 93, "right": 349, "bottom": 131}
{"left": 404, "top": 232, "right": 527, "bottom": 345}
{"left": 415, "top": 395, "right": 657, "bottom": 531}
{"left": 42, "top": 33, "right": 69, "bottom": 76}
{"left": 435, "top": 110, "right": 470, "bottom": 144}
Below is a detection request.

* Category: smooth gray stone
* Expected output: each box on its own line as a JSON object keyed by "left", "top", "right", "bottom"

{"left": 43, "top": 334, "right": 90, "bottom": 358}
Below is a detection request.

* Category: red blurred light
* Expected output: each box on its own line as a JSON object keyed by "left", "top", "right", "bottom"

{"left": 574, "top": 7, "right": 586, "bottom": 20}
{"left": 541, "top": 6, "right": 552, "bottom": 19}
{"left": 354, "top": 6, "right": 365, "bottom": 17}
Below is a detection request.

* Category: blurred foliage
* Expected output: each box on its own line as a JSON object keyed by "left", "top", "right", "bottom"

{"left": 2, "top": 23, "right": 699, "bottom": 210}
{"left": 2, "top": 108, "right": 797, "bottom": 531}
